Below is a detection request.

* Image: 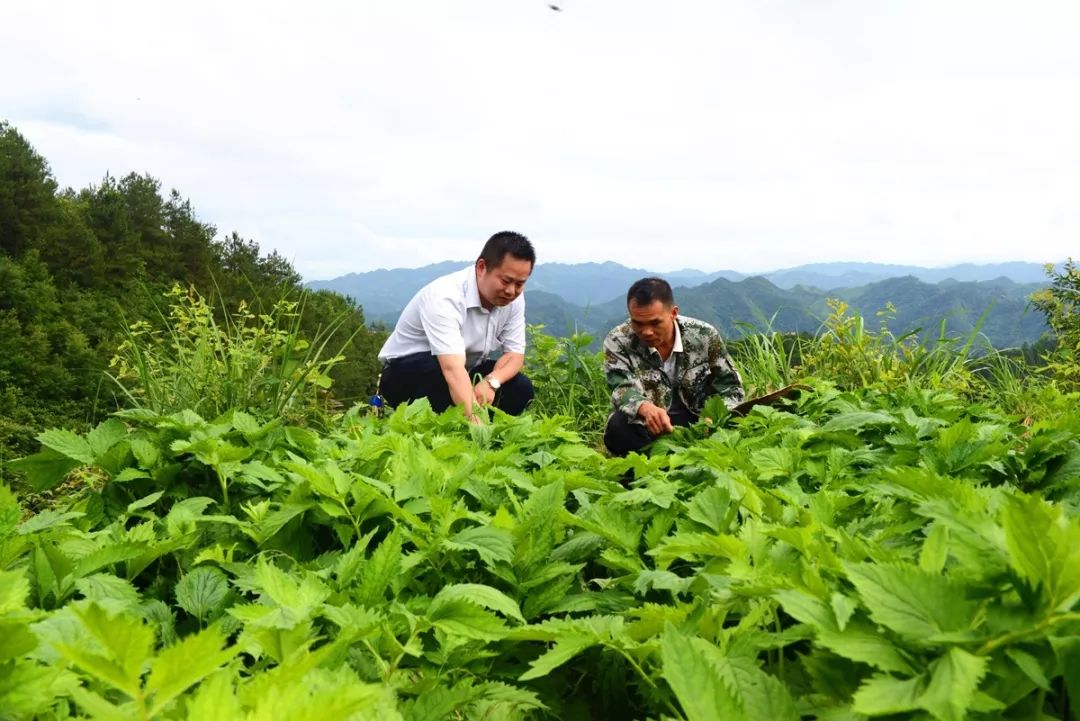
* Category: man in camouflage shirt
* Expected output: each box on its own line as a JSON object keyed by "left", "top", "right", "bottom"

{"left": 603, "top": 277, "right": 744, "bottom": 456}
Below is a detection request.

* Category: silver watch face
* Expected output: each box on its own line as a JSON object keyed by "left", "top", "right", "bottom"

{"left": 487, "top": 377, "right": 501, "bottom": 390}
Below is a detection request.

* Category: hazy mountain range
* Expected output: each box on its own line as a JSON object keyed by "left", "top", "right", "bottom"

{"left": 307, "top": 261, "right": 1053, "bottom": 348}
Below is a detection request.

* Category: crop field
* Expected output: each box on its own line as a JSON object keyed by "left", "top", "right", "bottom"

{"left": 3, "top": 374, "right": 1080, "bottom": 720}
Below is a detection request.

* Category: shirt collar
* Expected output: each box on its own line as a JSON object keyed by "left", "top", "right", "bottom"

{"left": 463, "top": 265, "right": 484, "bottom": 310}
{"left": 672, "top": 319, "right": 684, "bottom": 354}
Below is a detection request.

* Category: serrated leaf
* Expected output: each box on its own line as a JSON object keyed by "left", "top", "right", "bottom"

{"left": 844, "top": 562, "right": 974, "bottom": 638}
{"left": 37, "top": 428, "right": 94, "bottom": 464}
{"left": 17, "top": 508, "right": 84, "bottom": 535}
{"left": 88, "top": 419, "right": 127, "bottom": 458}
{"left": 919, "top": 647, "right": 986, "bottom": 721}
{"left": 774, "top": 590, "right": 913, "bottom": 673}
{"left": 852, "top": 674, "right": 924, "bottom": 716}
{"left": 648, "top": 531, "right": 746, "bottom": 569}
{"left": 443, "top": 526, "right": 514, "bottom": 566}
{"left": 660, "top": 626, "right": 743, "bottom": 721}
{"left": 519, "top": 633, "right": 597, "bottom": 681}
{"left": 686, "top": 485, "right": 733, "bottom": 533}
{"left": 70, "top": 604, "right": 154, "bottom": 689}
{"left": 146, "top": 626, "right": 237, "bottom": 715}
{"left": 823, "top": 411, "right": 896, "bottom": 432}
{"left": 176, "top": 566, "right": 230, "bottom": 621}
{"left": 1002, "top": 494, "right": 1080, "bottom": 612}
{"left": 428, "top": 599, "right": 507, "bottom": 641}
{"left": 129, "top": 437, "right": 161, "bottom": 468}
{"left": 355, "top": 530, "right": 402, "bottom": 606}
{"left": 75, "top": 574, "right": 141, "bottom": 610}
{"left": 430, "top": 584, "right": 525, "bottom": 624}
{"left": 180, "top": 671, "right": 242, "bottom": 721}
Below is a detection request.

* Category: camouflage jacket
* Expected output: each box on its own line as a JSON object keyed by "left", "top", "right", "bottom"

{"left": 603, "top": 315, "right": 744, "bottom": 424}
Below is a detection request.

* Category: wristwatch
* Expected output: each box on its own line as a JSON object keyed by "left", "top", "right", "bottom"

{"left": 485, "top": 375, "right": 502, "bottom": 390}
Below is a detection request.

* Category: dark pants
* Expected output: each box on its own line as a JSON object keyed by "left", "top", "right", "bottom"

{"left": 378, "top": 352, "right": 534, "bottom": 415}
{"left": 604, "top": 397, "right": 696, "bottom": 456}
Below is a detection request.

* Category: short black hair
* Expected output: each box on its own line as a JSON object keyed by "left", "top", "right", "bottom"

{"left": 627, "top": 277, "right": 674, "bottom": 308}
{"left": 478, "top": 231, "right": 535, "bottom": 270}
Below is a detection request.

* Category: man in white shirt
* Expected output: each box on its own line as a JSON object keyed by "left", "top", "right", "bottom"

{"left": 377, "top": 231, "right": 535, "bottom": 421}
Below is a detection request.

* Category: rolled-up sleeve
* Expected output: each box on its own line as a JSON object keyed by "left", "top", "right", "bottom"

{"left": 499, "top": 296, "right": 527, "bottom": 354}
{"left": 419, "top": 290, "right": 466, "bottom": 357}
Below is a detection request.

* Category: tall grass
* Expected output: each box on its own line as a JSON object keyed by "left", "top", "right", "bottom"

{"left": 525, "top": 325, "right": 609, "bottom": 445}
{"left": 107, "top": 284, "right": 347, "bottom": 422}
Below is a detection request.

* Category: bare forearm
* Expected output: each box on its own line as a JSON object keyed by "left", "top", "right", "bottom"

{"left": 437, "top": 355, "right": 475, "bottom": 415}
{"left": 489, "top": 352, "right": 524, "bottom": 384}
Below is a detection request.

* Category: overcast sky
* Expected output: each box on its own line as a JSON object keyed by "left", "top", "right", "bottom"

{"left": 3, "top": 1, "right": 1078, "bottom": 279}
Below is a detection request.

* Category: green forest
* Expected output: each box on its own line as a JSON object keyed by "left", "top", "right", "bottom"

{"left": 3, "top": 119, "right": 1080, "bottom": 720}
{"left": 0, "top": 121, "right": 386, "bottom": 464}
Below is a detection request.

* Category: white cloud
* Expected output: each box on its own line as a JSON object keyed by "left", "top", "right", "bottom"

{"left": 3, "top": 0, "right": 1078, "bottom": 278}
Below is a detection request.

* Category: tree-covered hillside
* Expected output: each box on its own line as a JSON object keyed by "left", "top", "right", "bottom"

{"left": 0, "top": 121, "right": 385, "bottom": 461}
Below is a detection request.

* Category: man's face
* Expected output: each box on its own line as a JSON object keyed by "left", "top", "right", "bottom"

{"left": 628, "top": 299, "right": 678, "bottom": 348}
{"left": 476, "top": 255, "right": 532, "bottom": 308}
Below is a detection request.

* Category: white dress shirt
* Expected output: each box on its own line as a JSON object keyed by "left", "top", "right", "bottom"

{"left": 378, "top": 265, "right": 527, "bottom": 369}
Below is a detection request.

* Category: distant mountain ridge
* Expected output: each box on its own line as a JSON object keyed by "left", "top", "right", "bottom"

{"left": 307, "top": 260, "right": 1053, "bottom": 348}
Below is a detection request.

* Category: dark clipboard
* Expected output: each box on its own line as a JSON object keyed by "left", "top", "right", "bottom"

{"left": 729, "top": 383, "right": 810, "bottom": 417}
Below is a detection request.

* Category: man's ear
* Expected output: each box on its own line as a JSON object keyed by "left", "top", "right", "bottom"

{"left": 476, "top": 258, "right": 487, "bottom": 275}
{"left": 671, "top": 305, "right": 680, "bottom": 319}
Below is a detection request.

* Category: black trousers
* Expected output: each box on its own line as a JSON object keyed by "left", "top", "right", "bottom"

{"left": 604, "top": 397, "right": 696, "bottom": 456}
{"left": 378, "top": 352, "right": 534, "bottom": 415}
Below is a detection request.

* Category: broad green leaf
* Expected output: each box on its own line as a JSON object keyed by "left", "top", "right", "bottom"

{"left": 0, "top": 622, "right": 38, "bottom": 662}
{"left": 129, "top": 438, "right": 161, "bottom": 468}
{"left": 660, "top": 626, "right": 743, "bottom": 721}
{"left": 0, "top": 568, "right": 30, "bottom": 613}
{"left": 823, "top": 411, "right": 896, "bottom": 432}
{"left": 844, "top": 562, "right": 974, "bottom": 638}
{"left": 919, "top": 647, "right": 986, "bottom": 721}
{"left": 88, "top": 419, "right": 127, "bottom": 458}
{"left": 428, "top": 599, "right": 507, "bottom": 641}
{"left": 686, "top": 485, "right": 733, "bottom": 533}
{"left": 6, "top": 449, "right": 81, "bottom": 491}
{"left": 852, "top": 674, "right": 924, "bottom": 716}
{"left": 146, "top": 626, "right": 237, "bottom": 715}
{"left": 175, "top": 566, "right": 230, "bottom": 621}
{"left": 404, "top": 682, "right": 478, "bottom": 721}
{"left": 1001, "top": 494, "right": 1080, "bottom": 612}
{"left": 180, "top": 671, "right": 242, "bottom": 721}
{"left": 64, "top": 604, "right": 154, "bottom": 695}
{"left": 355, "top": 530, "right": 402, "bottom": 606}
{"left": 74, "top": 574, "right": 141, "bottom": 610}
{"left": 443, "top": 526, "right": 514, "bottom": 566}
{"left": 37, "top": 428, "right": 94, "bottom": 464}
{"left": 830, "top": 592, "right": 856, "bottom": 632}
{"left": 69, "top": 686, "right": 138, "bottom": 721}
{"left": 430, "top": 583, "right": 525, "bottom": 624}
{"left": 0, "top": 484, "right": 19, "bottom": 538}
{"left": 127, "top": 491, "right": 165, "bottom": 512}
{"left": 648, "top": 531, "right": 746, "bottom": 569}
{"left": 775, "top": 590, "right": 913, "bottom": 673}
{"left": 919, "top": 523, "right": 949, "bottom": 573}
{"left": 519, "top": 634, "right": 597, "bottom": 681}
{"left": 17, "top": 508, "right": 83, "bottom": 535}
{"left": 1005, "top": 648, "right": 1049, "bottom": 691}
{"left": 0, "top": 663, "right": 80, "bottom": 716}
